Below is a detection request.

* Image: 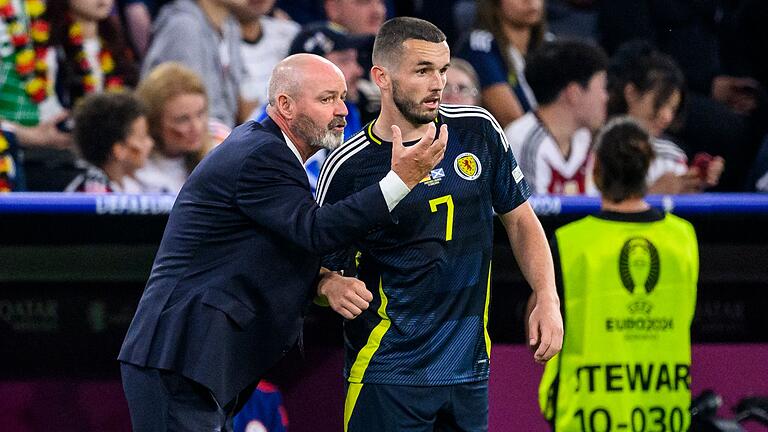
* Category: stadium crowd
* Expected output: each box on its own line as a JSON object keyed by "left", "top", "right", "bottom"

{"left": 1, "top": 0, "right": 767, "bottom": 195}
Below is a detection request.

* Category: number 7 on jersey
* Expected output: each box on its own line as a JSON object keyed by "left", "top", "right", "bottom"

{"left": 429, "top": 195, "right": 454, "bottom": 241}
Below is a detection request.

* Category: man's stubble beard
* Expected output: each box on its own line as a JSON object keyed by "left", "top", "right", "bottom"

{"left": 392, "top": 79, "right": 437, "bottom": 125}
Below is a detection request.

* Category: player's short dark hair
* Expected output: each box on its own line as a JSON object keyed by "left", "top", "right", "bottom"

{"left": 372, "top": 17, "right": 446, "bottom": 68}
{"left": 525, "top": 39, "right": 608, "bottom": 106}
{"left": 594, "top": 116, "right": 654, "bottom": 202}
{"left": 74, "top": 92, "right": 145, "bottom": 167}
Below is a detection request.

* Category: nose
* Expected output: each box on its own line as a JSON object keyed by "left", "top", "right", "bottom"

{"left": 335, "top": 98, "right": 348, "bottom": 117}
{"left": 431, "top": 70, "right": 445, "bottom": 91}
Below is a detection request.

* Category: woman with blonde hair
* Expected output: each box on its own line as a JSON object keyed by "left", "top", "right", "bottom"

{"left": 134, "top": 62, "right": 231, "bottom": 194}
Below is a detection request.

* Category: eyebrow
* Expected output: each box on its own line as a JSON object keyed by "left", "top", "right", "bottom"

{"left": 415, "top": 61, "right": 451, "bottom": 69}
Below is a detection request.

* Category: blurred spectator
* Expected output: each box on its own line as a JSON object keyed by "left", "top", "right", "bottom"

{"left": 44, "top": 0, "right": 138, "bottom": 118}
{"left": 537, "top": 117, "right": 698, "bottom": 431}
{"left": 442, "top": 58, "right": 481, "bottom": 105}
{"left": 546, "top": 0, "right": 598, "bottom": 42}
{"left": 116, "top": 0, "right": 153, "bottom": 58}
{"left": 22, "top": 0, "right": 138, "bottom": 191}
{"left": 748, "top": 134, "right": 768, "bottom": 192}
{"left": 0, "top": 0, "right": 72, "bottom": 150}
{"left": 598, "top": 0, "right": 763, "bottom": 190}
{"left": 275, "top": 0, "right": 394, "bottom": 26}
{"left": 0, "top": 127, "right": 26, "bottom": 191}
{"left": 65, "top": 92, "right": 153, "bottom": 192}
{"left": 505, "top": 39, "right": 607, "bottom": 195}
{"left": 323, "top": 0, "right": 386, "bottom": 123}
{"left": 288, "top": 24, "right": 365, "bottom": 135}
{"left": 608, "top": 42, "right": 724, "bottom": 194}
{"left": 233, "top": 0, "right": 300, "bottom": 120}
{"left": 249, "top": 23, "right": 367, "bottom": 195}
{"left": 233, "top": 381, "right": 288, "bottom": 432}
{"left": 134, "top": 62, "right": 230, "bottom": 194}
{"left": 324, "top": 0, "right": 386, "bottom": 36}
{"left": 142, "top": 0, "right": 246, "bottom": 127}
{"left": 457, "top": 0, "right": 548, "bottom": 128}
{"left": 401, "top": 0, "right": 472, "bottom": 47}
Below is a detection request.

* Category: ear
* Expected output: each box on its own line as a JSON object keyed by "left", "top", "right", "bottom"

{"left": 112, "top": 142, "right": 127, "bottom": 162}
{"left": 371, "top": 65, "right": 391, "bottom": 91}
{"left": 563, "top": 82, "right": 582, "bottom": 105}
{"left": 275, "top": 94, "right": 295, "bottom": 120}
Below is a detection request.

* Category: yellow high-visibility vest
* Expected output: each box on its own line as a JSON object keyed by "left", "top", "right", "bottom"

{"left": 540, "top": 212, "right": 698, "bottom": 432}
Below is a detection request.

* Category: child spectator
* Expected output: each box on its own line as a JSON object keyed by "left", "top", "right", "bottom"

{"left": 66, "top": 92, "right": 153, "bottom": 192}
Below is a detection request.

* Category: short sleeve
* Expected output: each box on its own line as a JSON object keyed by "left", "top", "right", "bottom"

{"left": 486, "top": 114, "right": 531, "bottom": 214}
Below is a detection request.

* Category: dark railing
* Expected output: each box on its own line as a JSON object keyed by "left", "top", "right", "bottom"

{"left": 0, "top": 193, "right": 766, "bottom": 378}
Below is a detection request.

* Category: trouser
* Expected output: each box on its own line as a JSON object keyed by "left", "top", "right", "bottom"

{"left": 121, "top": 362, "right": 243, "bottom": 432}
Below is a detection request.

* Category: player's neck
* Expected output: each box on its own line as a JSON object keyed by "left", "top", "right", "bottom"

{"left": 537, "top": 105, "right": 579, "bottom": 157}
{"left": 601, "top": 197, "right": 650, "bottom": 213}
{"left": 373, "top": 107, "right": 433, "bottom": 142}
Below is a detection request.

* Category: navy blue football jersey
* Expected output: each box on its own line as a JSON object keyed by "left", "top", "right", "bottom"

{"left": 316, "top": 104, "right": 531, "bottom": 386}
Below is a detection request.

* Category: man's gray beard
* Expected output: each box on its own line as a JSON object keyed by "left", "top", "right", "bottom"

{"left": 318, "top": 129, "right": 344, "bottom": 151}
{"left": 291, "top": 113, "right": 344, "bottom": 151}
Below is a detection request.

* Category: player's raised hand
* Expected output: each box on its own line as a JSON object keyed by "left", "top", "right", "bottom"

{"left": 391, "top": 122, "right": 448, "bottom": 189}
{"left": 317, "top": 271, "right": 373, "bottom": 320}
{"left": 528, "top": 292, "right": 563, "bottom": 364}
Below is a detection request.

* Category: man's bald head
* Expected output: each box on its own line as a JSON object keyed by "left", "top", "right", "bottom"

{"left": 267, "top": 54, "right": 345, "bottom": 106}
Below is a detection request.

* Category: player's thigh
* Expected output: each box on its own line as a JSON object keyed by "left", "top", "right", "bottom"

{"left": 436, "top": 380, "right": 489, "bottom": 432}
{"left": 345, "top": 382, "right": 448, "bottom": 432}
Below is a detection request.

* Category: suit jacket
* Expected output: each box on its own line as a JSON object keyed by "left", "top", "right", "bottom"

{"left": 119, "top": 117, "right": 392, "bottom": 406}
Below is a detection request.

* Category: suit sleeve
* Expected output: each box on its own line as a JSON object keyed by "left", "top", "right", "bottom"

{"left": 235, "top": 140, "right": 391, "bottom": 255}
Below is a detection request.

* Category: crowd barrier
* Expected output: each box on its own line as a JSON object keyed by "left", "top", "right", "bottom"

{"left": 1, "top": 192, "right": 767, "bottom": 215}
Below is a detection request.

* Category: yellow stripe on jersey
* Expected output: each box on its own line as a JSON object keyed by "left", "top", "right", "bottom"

{"left": 348, "top": 277, "right": 390, "bottom": 382}
{"left": 483, "top": 261, "right": 492, "bottom": 358}
{"left": 366, "top": 121, "right": 382, "bottom": 145}
{"left": 344, "top": 383, "right": 364, "bottom": 432}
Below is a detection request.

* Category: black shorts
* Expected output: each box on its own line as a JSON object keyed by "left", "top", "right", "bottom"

{"left": 344, "top": 380, "right": 489, "bottom": 432}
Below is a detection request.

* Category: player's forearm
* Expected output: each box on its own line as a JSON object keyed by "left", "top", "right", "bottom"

{"left": 501, "top": 204, "right": 558, "bottom": 304}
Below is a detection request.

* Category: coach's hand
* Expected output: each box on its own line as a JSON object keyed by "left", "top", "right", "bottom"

{"left": 528, "top": 292, "right": 563, "bottom": 364}
{"left": 391, "top": 122, "right": 448, "bottom": 189}
{"left": 317, "top": 271, "right": 373, "bottom": 320}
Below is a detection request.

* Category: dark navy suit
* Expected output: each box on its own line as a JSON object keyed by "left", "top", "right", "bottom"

{"left": 118, "top": 117, "right": 392, "bottom": 421}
